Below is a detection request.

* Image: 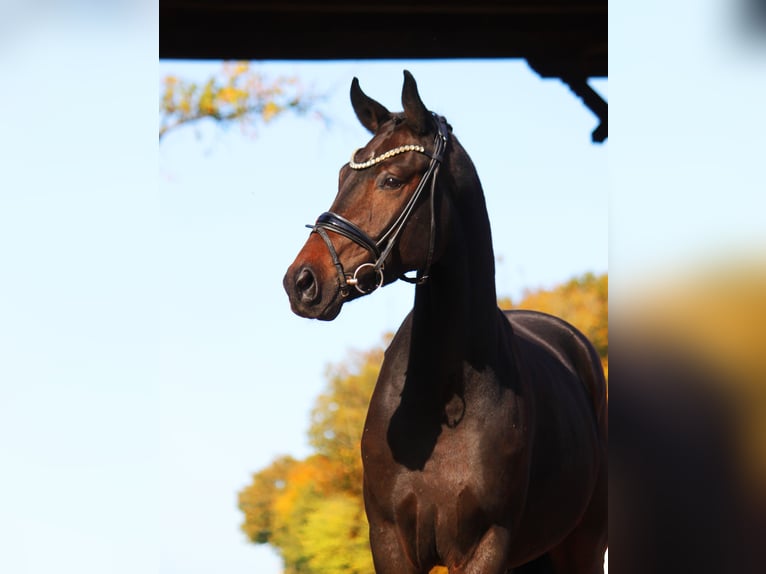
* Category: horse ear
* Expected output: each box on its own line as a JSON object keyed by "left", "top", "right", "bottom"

{"left": 401, "top": 70, "right": 433, "bottom": 135}
{"left": 350, "top": 77, "right": 391, "bottom": 134}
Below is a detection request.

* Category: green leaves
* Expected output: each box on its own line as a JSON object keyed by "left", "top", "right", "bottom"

{"left": 300, "top": 495, "right": 373, "bottom": 574}
{"left": 309, "top": 348, "right": 382, "bottom": 496}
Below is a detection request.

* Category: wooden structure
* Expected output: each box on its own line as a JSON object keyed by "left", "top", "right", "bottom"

{"left": 160, "top": 1, "right": 607, "bottom": 140}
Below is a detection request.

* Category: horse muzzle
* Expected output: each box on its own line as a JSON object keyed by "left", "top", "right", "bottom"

{"left": 283, "top": 263, "right": 341, "bottom": 321}
{"left": 283, "top": 233, "right": 353, "bottom": 320}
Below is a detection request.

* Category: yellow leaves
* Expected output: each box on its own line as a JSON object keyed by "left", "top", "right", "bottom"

{"left": 238, "top": 455, "right": 297, "bottom": 544}
{"left": 161, "top": 76, "right": 179, "bottom": 113}
{"left": 224, "top": 60, "right": 250, "bottom": 77}
{"left": 271, "top": 455, "right": 340, "bottom": 521}
{"left": 217, "top": 85, "right": 241, "bottom": 105}
{"left": 261, "top": 101, "right": 282, "bottom": 122}
{"left": 299, "top": 495, "right": 374, "bottom": 574}
{"left": 241, "top": 454, "right": 370, "bottom": 573}
{"left": 198, "top": 79, "right": 216, "bottom": 115}
{"left": 239, "top": 343, "right": 386, "bottom": 573}
{"left": 309, "top": 347, "right": 382, "bottom": 497}
{"left": 159, "top": 61, "right": 320, "bottom": 141}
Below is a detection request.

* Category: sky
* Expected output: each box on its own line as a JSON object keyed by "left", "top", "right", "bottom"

{"left": 0, "top": 1, "right": 764, "bottom": 574}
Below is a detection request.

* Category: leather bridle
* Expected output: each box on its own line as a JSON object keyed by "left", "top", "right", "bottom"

{"left": 306, "top": 114, "right": 450, "bottom": 296}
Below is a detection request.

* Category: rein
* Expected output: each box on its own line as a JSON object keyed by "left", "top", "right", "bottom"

{"left": 306, "top": 115, "right": 449, "bottom": 296}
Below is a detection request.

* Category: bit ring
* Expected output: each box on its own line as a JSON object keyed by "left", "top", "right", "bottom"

{"left": 347, "top": 263, "right": 385, "bottom": 294}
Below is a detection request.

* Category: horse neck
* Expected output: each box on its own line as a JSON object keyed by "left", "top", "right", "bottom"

{"left": 409, "top": 144, "right": 500, "bottom": 378}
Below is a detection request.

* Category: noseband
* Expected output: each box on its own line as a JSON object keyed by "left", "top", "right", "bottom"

{"left": 306, "top": 114, "right": 449, "bottom": 296}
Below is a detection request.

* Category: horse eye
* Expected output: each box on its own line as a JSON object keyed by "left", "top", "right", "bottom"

{"left": 380, "top": 176, "right": 403, "bottom": 190}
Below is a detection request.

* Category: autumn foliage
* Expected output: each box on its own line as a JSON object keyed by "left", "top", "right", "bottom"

{"left": 239, "top": 273, "right": 607, "bottom": 573}
{"left": 239, "top": 347, "right": 381, "bottom": 574}
{"left": 159, "top": 62, "right": 320, "bottom": 141}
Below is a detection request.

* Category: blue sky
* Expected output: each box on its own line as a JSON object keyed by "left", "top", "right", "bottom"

{"left": 1, "top": 2, "right": 764, "bottom": 574}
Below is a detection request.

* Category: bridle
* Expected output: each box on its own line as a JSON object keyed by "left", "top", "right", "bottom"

{"left": 306, "top": 114, "right": 449, "bottom": 296}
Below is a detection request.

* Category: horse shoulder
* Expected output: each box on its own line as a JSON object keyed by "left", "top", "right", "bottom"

{"left": 503, "top": 308, "right": 607, "bottom": 427}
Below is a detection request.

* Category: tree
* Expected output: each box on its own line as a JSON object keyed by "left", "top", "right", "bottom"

{"left": 159, "top": 61, "right": 321, "bottom": 141}
{"left": 308, "top": 346, "right": 384, "bottom": 497}
{"left": 239, "top": 455, "right": 298, "bottom": 545}
{"left": 238, "top": 347, "right": 382, "bottom": 574}
{"left": 299, "top": 494, "right": 373, "bottom": 574}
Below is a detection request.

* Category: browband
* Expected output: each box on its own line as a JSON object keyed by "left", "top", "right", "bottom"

{"left": 349, "top": 144, "right": 426, "bottom": 170}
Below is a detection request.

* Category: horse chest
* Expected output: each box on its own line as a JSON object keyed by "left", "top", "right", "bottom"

{"left": 362, "top": 369, "right": 528, "bottom": 562}
{"left": 365, "top": 412, "right": 523, "bottom": 504}
{"left": 363, "top": 410, "right": 527, "bottom": 569}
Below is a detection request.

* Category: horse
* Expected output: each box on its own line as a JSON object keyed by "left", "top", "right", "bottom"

{"left": 283, "top": 71, "right": 607, "bottom": 574}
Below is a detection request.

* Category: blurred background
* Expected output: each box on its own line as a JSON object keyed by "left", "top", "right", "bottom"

{"left": 1, "top": 1, "right": 765, "bottom": 573}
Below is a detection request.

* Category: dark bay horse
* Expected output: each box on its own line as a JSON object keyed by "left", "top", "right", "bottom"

{"left": 283, "top": 71, "right": 607, "bottom": 574}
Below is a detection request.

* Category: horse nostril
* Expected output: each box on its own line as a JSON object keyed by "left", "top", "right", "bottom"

{"left": 296, "top": 267, "right": 318, "bottom": 304}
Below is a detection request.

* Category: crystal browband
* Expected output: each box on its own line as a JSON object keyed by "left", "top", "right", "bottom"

{"left": 348, "top": 144, "right": 426, "bottom": 170}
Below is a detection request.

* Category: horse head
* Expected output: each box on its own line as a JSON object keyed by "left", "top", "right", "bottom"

{"left": 284, "top": 71, "right": 452, "bottom": 320}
